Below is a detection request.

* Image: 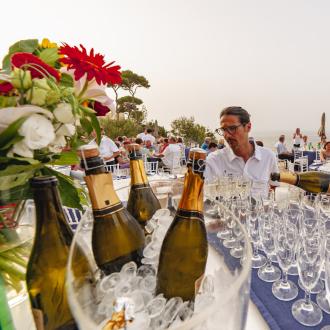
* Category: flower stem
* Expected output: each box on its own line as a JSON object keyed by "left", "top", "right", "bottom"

{"left": 77, "top": 78, "right": 89, "bottom": 99}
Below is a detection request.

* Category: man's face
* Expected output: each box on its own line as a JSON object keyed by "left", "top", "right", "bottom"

{"left": 219, "top": 115, "right": 251, "bottom": 153}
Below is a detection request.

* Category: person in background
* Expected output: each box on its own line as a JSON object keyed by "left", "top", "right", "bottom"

{"left": 206, "top": 106, "right": 279, "bottom": 197}
{"left": 275, "top": 135, "right": 294, "bottom": 163}
{"left": 201, "top": 137, "right": 211, "bottom": 151}
{"left": 142, "top": 128, "right": 156, "bottom": 145}
{"left": 218, "top": 138, "right": 226, "bottom": 149}
{"left": 135, "top": 138, "right": 152, "bottom": 160}
{"left": 293, "top": 128, "right": 303, "bottom": 148}
{"left": 154, "top": 136, "right": 181, "bottom": 169}
{"left": 320, "top": 141, "right": 330, "bottom": 162}
{"left": 89, "top": 128, "right": 120, "bottom": 166}
{"left": 159, "top": 138, "right": 169, "bottom": 153}
{"left": 137, "top": 126, "right": 147, "bottom": 140}
{"left": 255, "top": 140, "right": 264, "bottom": 147}
{"left": 208, "top": 142, "right": 218, "bottom": 154}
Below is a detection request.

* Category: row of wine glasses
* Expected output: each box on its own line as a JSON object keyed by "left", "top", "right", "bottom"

{"left": 205, "top": 176, "right": 330, "bottom": 327}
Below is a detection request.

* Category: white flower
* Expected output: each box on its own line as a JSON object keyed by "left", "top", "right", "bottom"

{"left": 56, "top": 123, "right": 76, "bottom": 137}
{"left": 53, "top": 103, "right": 75, "bottom": 124}
{"left": 10, "top": 114, "right": 55, "bottom": 157}
{"left": 0, "top": 105, "right": 53, "bottom": 133}
{"left": 48, "top": 135, "right": 66, "bottom": 153}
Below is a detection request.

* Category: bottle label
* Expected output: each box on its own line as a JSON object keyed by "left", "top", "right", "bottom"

{"left": 93, "top": 202, "right": 124, "bottom": 217}
{"left": 176, "top": 208, "right": 204, "bottom": 221}
{"left": 32, "top": 308, "right": 45, "bottom": 330}
{"left": 195, "top": 273, "right": 204, "bottom": 296}
{"left": 85, "top": 173, "right": 121, "bottom": 211}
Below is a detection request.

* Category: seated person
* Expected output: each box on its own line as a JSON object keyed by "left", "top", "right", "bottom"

{"left": 218, "top": 138, "right": 226, "bottom": 149}
{"left": 208, "top": 142, "right": 218, "bottom": 154}
{"left": 135, "top": 138, "right": 152, "bottom": 159}
{"left": 154, "top": 137, "right": 181, "bottom": 170}
{"left": 201, "top": 137, "right": 211, "bottom": 151}
{"left": 275, "top": 135, "right": 294, "bottom": 162}
{"left": 320, "top": 141, "right": 330, "bottom": 163}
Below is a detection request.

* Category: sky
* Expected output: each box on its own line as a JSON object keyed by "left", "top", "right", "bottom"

{"left": 1, "top": 0, "right": 330, "bottom": 136}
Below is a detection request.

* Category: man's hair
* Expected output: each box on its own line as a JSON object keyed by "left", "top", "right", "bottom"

{"left": 135, "top": 138, "right": 143, "bottom": 144}
{"left": 117, "top": 136, "right": 123, "bottom": 142}
{"left": 279, "top": 135, "right": 285, "bottom": 142}
{"left": 169, "top": 136, "right": 176, "bottom": 143}
{"left": 209, "top": 142, "right": 218, "bottom": 149}
{"left": 146, "top": 128, "right": 153, "bottom": 134}
{"left": 220, "top": 106, "right": 251, "bottom": 125}
{"left": 255, "top": 140, "right": 264, "bottom": 147}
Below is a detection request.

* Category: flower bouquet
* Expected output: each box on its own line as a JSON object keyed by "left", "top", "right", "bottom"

{"left": 0, "top": 38, "right": 121, "bottom": 298}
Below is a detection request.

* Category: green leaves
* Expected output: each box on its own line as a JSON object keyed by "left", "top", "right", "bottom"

{"left": 38, "top": 48, "right": 59, "bottom": 66}
{"left": 41, "top": 167, "right": 85, "bottom": 210}
{"left": 59, "top": 73, "right": 74, "bottom": 88}
{"left": 2, "top": 39, "right": 39, "bottom": 71}
{"left": 51, "top": 151, "right": 79, "bottom": 166}
{"left": 0, "top": 95, "right": 17, "bottom": 108}
{"left": 0, "top": 116, "right": 27, "bottom": 155}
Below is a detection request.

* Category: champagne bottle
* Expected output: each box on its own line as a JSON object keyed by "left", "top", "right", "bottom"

{"left": 26, "top": 176, "right": 77, "bottom": 330}
{"left": 270, "top": 171, "right": 330, "bottom": 193}
{"left": 126, "top": 143, "right": 161, "bottom": 231}
{"left": 156, "top": 148, "right": 208, "bottom": 301}
{"left": 79, "top": 145, "right": 145, "bottom": 275}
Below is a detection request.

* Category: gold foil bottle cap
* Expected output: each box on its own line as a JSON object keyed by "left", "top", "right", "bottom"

{"left": 78, "top": 144, "right": 100, "bottom": 159}
{"left": 189, "top": 147, "right": 207, "bottom": 161}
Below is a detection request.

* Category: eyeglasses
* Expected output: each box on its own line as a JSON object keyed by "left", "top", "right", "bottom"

{"left": 215, "top": 124, "right": 244, "bottom": 136}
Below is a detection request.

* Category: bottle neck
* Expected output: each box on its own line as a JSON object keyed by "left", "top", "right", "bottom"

{"left": 177, "top": 167, "right": 204, "bottom": 213}
{"left": 33, "top": 185, "right": 72, "bottom": 245}
{"left": 130, "top": 159, "right": 148, "bottom": 186}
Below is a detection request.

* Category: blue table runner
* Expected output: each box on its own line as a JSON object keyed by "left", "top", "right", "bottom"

{"left": 207, "top": 232, "right": 330, "bottom": 330}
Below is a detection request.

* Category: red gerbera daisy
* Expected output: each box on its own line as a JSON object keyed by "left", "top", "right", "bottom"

{"left": 92, "top": 101, "right": 111, "bottom": 116}
{"left": 59, "top": 43, "right": 122, "bottom": 85}
{"left": 11, "top": 52, "right": 60, "bottom": 81}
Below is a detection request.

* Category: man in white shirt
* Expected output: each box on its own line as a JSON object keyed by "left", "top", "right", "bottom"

{"left": 90, "top": 129, "right": 120, "bottom": 165}
{"left": 137, "top": 127, "right": 147, "bottom": 140}
{"left": 275, "top": 135, "right": 294, "bottom": 162}
{"left": 155, "top": 137, "right": 181, "bottom": 170}
{"left": 142, "top": 128, "right": 156, "bottom": 145}
{"left": 205, "top": 106, "right": 279, "bottom": 197}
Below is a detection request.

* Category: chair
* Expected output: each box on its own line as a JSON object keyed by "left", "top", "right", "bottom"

{"left": 144, "top": 161, "right": 159, "bottom": 175}
{"left": 293, "top": 150, "right": 308, "bottom": 172}
{"left": 315, "top": 150, "right": 321, "bottom": 161}
{"left": 63, "top": 207, "right": 82, "bottom": 232}
{"left": 105, "top": 163, "right": 120, "bottom": 179}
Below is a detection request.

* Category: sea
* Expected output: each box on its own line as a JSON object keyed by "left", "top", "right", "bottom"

{"left": 251, "top": 130, "right": 327, "bottom": 151}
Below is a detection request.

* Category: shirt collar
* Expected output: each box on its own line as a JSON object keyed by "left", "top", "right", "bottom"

{"left": 227, "top": 141, "right": 262, "bottom": 162}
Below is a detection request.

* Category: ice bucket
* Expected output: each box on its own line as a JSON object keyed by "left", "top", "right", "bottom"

{"left": 66, "top": 179, "right": 252, "bottom": 329}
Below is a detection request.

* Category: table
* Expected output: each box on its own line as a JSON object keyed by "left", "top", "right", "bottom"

{"left": 303, "top": 150, "right": 317, "bottom": 166}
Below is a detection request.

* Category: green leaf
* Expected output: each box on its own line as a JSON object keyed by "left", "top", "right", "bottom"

{"left": 89, "top": 113, "right": 101, "bottom": 144}
{"left": 59, "top": 73, "right": 74, "bottom": 88}
{"left": 0, "top": 116, "right": 28, "bottom": 151}
{"left": 79, "top": 105, "right": 96, "bottom": 115}
{"left": 2, "top": 54, "right": 11, "bottom": 72}
{"left": 51, "top": 151, "right": 79, "bottom": 166}
{"left": 41, "top": 167, "right": 83, "bottom": 210}
{"left": 80, "top": 117, "right": 93, "bottom": 135}
{"left": 39, "top": 48, "right": 59, "bottom": 66}
{"left": 8, "top": 39, "right": 39, "bottom": 54}
{"left": 0, "top": 164, "right": 41, "bottom": 191}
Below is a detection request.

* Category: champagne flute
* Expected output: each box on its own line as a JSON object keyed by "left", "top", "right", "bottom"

{"left": 292, "top": 234, "right": 325, "bottom": 326}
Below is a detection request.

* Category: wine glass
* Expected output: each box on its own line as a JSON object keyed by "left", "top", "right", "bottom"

{"left": 272, "top": 216, "right": 298, "bottom": 301}
{"left": 292, "top": 234, "right": 325, "bottom": 326}
{"left": 258, "top": 213, "right": 281, "bottom": 282}
{"left": 246, "top": 196, "right": 266, "bottom": 268}
{"left": 316, "top": 236, "right": 330, "bottom": 314}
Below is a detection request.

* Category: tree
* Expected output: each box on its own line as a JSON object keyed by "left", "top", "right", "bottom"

{"left": 117, "top": 95, "right": 143, "bottom": 117}
{"left": 99, "top": 117, "right": 142, "bottom": 139}
{"left": 121, "top": 70, "right": 150, "bottom": 99}
{"left": 170, "top": 116, "right": 215, "bottom": 145}
{"left": 146, "top": 119, "right": 168, "bottom": 138}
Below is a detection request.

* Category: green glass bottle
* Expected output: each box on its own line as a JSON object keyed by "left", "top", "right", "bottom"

{"left": 26, "top": 176, "right": 78, "bottom": 330}
{"left": 156, "top": 148, "right": 208, "bottom": 301}
{"left": 271, "top": 171, "right": 330, "bottom": 194}
{"left": 80, "top": 145, "right": 145, "bottom": 275}
{"left": 126, "top": 143, "right": 161, "bottom": 231}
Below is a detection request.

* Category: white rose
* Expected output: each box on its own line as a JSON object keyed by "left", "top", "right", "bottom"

{"left": 10, "top": 114, "right": 56, "bottom": 157}
{"left": 56, "top": 123, "right": 76, "bottom": 137}
{"left": 53, "top": 103, "right": 75, "bottom": 124}
{"left": 48, "top": 135, "right": 66, "bottom": 153}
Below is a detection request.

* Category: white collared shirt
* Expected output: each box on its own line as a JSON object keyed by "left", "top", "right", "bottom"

{"left": 205, "top": 144, "right": 279, "bottom": 197}
{"left": 99, "top": 136, "right": 119, "bottom": 159}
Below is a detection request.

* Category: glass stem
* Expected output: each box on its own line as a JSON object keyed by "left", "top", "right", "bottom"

{"left": 252, "top": 243, "right": 259, "bottom": 257}
{"left": 282, "top": 271, "right": 288, "bottom": 284}
{"left": 305, "top": 290, "right": 311, "bottom": 305}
